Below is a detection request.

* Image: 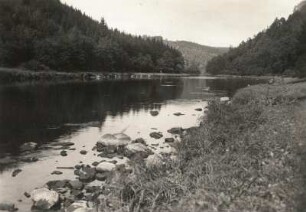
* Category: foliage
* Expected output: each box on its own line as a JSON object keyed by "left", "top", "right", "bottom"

{"left": 0, "top": 0, "right": 184, "bottom": 73}
{"left": 206, "top": 5, "right": 306, "bottom": 77}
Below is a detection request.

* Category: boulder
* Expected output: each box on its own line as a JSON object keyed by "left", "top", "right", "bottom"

{"left": 149, "top": 132, "right": 163, "bottom": 139}
{"left": 11, "top": 169, "right": 22, "bottom": 177}
{"left": 146, "top": 154, "right": 164, "bottom": 168}
{"left": 51, "top": 171, "right": 63, "bottom": 175}
{"left": 46, "top": 180, "right": 69, "bottom": 191}
{"left": 132, "top": 138, "right": 146, "bottom": 145}
{"left": 80, "top": 150, "right": 87, "bottom": 155}
{"left": 76, "top": 166, "right": 96, "bottom": 182}
{"left": 96, "top": 162, "right": 116, "bottom": 173}
{"left": 66, "top": 201, "right": 93, "bottom": 212}
{"left": 68, "top": 180, "right": 84, "bottom": 190}
{"left": 167, "top": 127, "right": 183, "bottom": 135}
{"left": 165, "top": 138, "right": 175, "bottom": 143}
{"left": 113, "top": 133, "right": 131, "bottom": 142}
{"left": 96, "top": 133, "right": 130, "bottom": 153}
{"left": 173, "top": 112, "right": 185, "bottom": 116}
{"left": 96, "top": 172, "right": 110, "bottom": 181}
{"left": 220, "top": 97, "right": 230, "bottom": 102}
{"left": 20, "top": 142, "right": 37, "bottom": 152}
{"left": 30, "top": 188, "right": 59, "bottom": 210}
{"left": 150, "top": 111, "right": 159, "bottom": 116}
{"left": 124, "top": 143, "right": 153, "bottom": 159}
{"left": 60, "top": 150, "right": 68, "bottom": 156}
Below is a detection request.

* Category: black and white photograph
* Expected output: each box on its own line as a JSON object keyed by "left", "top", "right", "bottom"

{"left": 0, "top": 0, "right": 306, "bottom": 211}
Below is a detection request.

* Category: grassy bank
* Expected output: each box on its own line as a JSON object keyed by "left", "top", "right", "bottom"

{"left": 99, "top": 81, "right": 306, "bottom": 211}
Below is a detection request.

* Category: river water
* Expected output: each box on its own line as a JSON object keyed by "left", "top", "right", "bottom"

{"left": 0, "top": 76, "right": 268, "bottom": 211}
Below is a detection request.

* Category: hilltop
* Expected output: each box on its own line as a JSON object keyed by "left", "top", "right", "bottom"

{"left": 165, "top": 40, "right": 228, "bottom": 74}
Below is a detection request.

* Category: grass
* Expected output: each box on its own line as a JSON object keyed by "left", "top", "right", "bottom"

{"left": 96, "top": 81, "right": 306, "bottom": 212}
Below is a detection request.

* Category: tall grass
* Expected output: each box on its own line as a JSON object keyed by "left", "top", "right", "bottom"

{"left": 99, "top": 83, "right": 306, "bottom": 212}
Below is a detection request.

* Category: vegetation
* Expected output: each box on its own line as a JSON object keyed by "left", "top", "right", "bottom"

{"left": 207, "top": 3, "right": 306, "bottom": 77}
{"left": 165, "top": 40, "right": 228, "bottom": 74}
{"left": 0, "top": 0, "right": 184, "bottom": 73}
{"left": 100, "top": 81, "right": 306, "bottom": 211}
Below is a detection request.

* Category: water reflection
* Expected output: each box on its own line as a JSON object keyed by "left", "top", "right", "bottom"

{"left": 0, "top": 77, "right": 267, "bottom": 155}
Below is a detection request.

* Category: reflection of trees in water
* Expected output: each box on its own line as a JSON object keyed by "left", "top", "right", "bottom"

{"left": 0, "top": 79, "right": 184, "bottom": 154}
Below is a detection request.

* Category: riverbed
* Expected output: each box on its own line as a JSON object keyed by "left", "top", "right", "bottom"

{"left": 0, "top": 76, "right": 268, "bottom": 211}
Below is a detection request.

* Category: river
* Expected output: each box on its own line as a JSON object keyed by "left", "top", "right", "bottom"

{"left": 0, "top": 76, "right": 268, "bottom": 211}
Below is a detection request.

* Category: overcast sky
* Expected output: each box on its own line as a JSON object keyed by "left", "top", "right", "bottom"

{"left": 61, "top": 0, "right": 301, "bottom": 47}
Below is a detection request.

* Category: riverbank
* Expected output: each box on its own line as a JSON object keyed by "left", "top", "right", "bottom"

{"left": 101, "top": 81, "right": 306, "bottom": 211}
{"left": 0, "top": 67, "right": 193, "bottom": 83}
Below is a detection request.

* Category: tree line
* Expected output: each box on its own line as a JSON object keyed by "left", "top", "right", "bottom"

{"left": 206, "top": 5, "right": 306, "bottom": 77}
{"left": 0, "top": 0, "right": 185, "bottom": 73}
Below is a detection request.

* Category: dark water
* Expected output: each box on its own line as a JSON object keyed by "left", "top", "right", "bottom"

{"left": 0, "top": 76, "right": 266, "bottom": 155}
{"left": 0, "top": 76, "right": 268, "bottom": 210}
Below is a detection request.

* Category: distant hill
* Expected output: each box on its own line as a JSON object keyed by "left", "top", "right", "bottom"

{"left": 0, "top": 0, "right": 184, "bottom": 73}
{"left": 165, "top": 40, "right": 228, "bottom": 74}
{"left": 207, "top": 2, "right": 306, "bottom": 77}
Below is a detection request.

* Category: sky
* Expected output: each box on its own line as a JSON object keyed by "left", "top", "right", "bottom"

{"left": 61, "top": 0, "right": 301, "bottom": 47}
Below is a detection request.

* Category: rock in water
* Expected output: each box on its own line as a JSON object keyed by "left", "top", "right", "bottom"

{"left": 12, "top": 169, "right": 22, "bottom": 177}
{"left": 124, "top": 143, "right": 154, "bottom": 158}
{"left": 80, "top": 150, "right": 87, "bottom": 155}
{"left": 31, "top": 188, "right": 59, "bottom": 210}
{"left": 66, "top": 201, "right": 93, "bottom": 212}
{"left": 149, "top": 132, "right": 163, "bottom": 139}
{"left": 165, "top": 138, "right": 175, "bottom": 143}
{"left": 60, "top": 150, "right": 68, "bottom": 156}
{"left": 68, "top": 180, "right": 84, "bottom": 190}
{"left": 96, "top": 162, "right": 116, "bottom": 172}
{"left": 20, "top": 142, "right": 37, "bottom": 152}
{"left": 113, "top": 133, "right": 131, "bottom": 142}
{"left": 173, "top": 112, "right": 185, "bottom": 116}
{"left": 76, "top": 166, "right": 96, "bottom": 182}
{"left": 167, "top": 127, "right": 183, "bottom": 135}
{"left": 132, "top": 138, "right": 146, "bottom": 145}
{"left": 96, "top": 133, "right": 130, "bottom": 152}
{"left": 220, "top": 97, "right": 230, "bottom": 102}
{"left": 195, "top": 108, "right": 202, "bottom": 111}
{"left": 150, "top": 111, "right": 159, "bottom": 116}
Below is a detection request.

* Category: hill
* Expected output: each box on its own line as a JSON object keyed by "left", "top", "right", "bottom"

{"left": 165, "top": 40, "right": 228, "bottom": 74}
{"left": 206, "top": 3, "right": 306, "bottom": 77}
{"left": 0, "top": 0, "right": 184, "bottom": 73}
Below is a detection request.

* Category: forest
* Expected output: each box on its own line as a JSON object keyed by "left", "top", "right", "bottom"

{"left": 206, "top": 4, "right": 306, "bottom": 77}
{"left": 0, "top": 0, "right": 185, "bottom": 73}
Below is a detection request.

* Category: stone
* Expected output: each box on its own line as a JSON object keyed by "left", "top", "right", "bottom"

{"left": 24, "top": 192, "right": 31, "bottom": 198}
{"left": 60, "top": 150, "right": 67, "bottom": 156}
{"left": 68, "top": 180, "right": 84, "bottom": 190}
{"left": 173, "top": 112, "right": 185, "bottom": 116}
{"left": 80, "top": 150, "right": 87, "bottom": 155}
{"left": 20, "top": 142, "right": 37, "bottom": 152}
{"left": 146, "top": 154, "right": 164, "bottom": 168}
{"left": 51, "top": 171, "right": 63, "bottom": 175}
{"left": 220, "top": 97, "right": 230, "bottom": 102}
{"left": 165, "top": 138, "right": 175, "bottom": 143}
{"left": 31, "top": 188, "right": 59, "bottom": 210}
{"left": 149, "top": 132, "right": 163, "bottom": 139}
{"left": 77, "top": 166, "right": 96, "bottom": 182}
{"left": 167, "top": 127, "right": 183, "bottom": 135}
{"left": 0, "top": 203, "right": 16, "bottom": 211}
{"left": 150, "top": 111, "right": 159, "bottom": 116}
{"left": 113, "top": 133, "right": 131, "bottom": 142}
{"left": 132, "top": 138, "right": 146, "bottom": 145}
{"left": 195, "top": 108, "right": 203, "bottom": 111}
{"left": 92, "top": 161, "right": 99, "bottom": 166}
{"left": 96, "top": 172, "right": 109, "bottom": 181}
{"left": 124, "top": 143, "right": 154, "bottom": 159}
{"left": 96, "top": 162, "right": 116, "bottom": 173}
{"left": 71, "top": 190, "right": 84, "bottom": 199}
{"left": 11, "top": 169, "right": 22, "bottom": 177}
{"left": 66, "top": 201, "right": 93, "bottom": 212}
{"left": 46, "top": 180, "right": 69, "bottom": 190}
